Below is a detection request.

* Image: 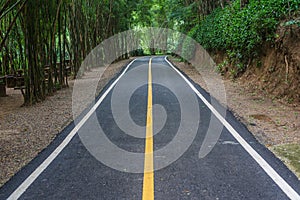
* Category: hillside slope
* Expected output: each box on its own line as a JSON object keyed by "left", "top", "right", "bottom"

{"left": 240, "top": 21, "right": 300, "bottom": 103}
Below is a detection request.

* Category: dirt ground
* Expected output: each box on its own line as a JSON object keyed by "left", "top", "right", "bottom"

{"left": 174, "top": 60, "right": 300, "bottom": 143}
{"left": 0, "top": 60, "right": 129, "bottom": 187}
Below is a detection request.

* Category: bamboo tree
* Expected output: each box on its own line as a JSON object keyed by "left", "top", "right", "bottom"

{"left": 0, "top": 0, "right": 28, "bottom": 52}
{"left": 1, "top": 0, "right": 138, "bottom": 105}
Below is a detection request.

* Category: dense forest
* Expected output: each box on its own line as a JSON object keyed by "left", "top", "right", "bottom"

{"left": 0, "top": 0, "right": 299, "bottom": 105}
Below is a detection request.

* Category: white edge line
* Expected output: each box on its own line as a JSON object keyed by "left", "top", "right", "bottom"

{"left": 164, "top": 56, "right": 300, "bottom": 200}
{"left": 7, "top": 59, "right": 137, "bottom": 200}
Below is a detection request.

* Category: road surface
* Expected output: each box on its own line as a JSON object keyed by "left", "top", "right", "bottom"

{"left": 1, "top": 56, "right": 300, "bottom": 200}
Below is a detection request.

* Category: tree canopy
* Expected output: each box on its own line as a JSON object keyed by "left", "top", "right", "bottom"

{"left": 1, "top": 0, "right": 299, "bottom": 104}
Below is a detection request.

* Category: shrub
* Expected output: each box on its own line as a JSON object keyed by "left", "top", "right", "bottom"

{"left": 192, "top": 0, "right": 300, "bottom": 69}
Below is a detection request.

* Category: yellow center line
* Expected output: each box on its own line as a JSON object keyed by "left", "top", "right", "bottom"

{"left": 142, "top": 58, "right": 154, "bottom": 200}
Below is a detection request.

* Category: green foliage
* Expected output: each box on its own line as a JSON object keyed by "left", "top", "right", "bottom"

{"left": 216, "top": 59, "right": 228, "bottom": 75}
{"left": 192, "top": 0, "right": 300, "bottom": 67}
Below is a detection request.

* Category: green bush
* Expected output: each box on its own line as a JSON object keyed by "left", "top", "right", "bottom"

{"left": 192, "top": 0, "right": 300, "bottom": 70}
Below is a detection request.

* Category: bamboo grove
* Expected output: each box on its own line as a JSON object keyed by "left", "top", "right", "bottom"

{"left": 0, "top": 0, "right": 136, "bottom": 105}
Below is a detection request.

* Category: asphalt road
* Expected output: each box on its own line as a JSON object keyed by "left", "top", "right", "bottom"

{"left": 1, "top": 56, "right": 300, "bottom": 200}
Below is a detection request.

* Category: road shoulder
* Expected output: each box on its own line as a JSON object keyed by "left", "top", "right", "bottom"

{"left": 170, "top": 57, "right": 300, "bottom": 179}
{"left": 0, "top": 59, "right": 131, "bottom": 187}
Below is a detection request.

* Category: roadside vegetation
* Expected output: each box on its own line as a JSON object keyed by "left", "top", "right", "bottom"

{"left": 189, "top": 0, "right": 299, "bottom": 63}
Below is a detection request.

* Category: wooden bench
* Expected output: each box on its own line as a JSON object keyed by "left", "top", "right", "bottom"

{"left": 0, "top": 76, "right": 6, "bottom": 97}
{"left": 6, "top": 75, "right": 15, "bottom": 88}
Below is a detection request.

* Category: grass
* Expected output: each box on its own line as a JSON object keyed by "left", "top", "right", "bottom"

{"left": 271, "top": 143, "right": 300, "bottom": 179}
